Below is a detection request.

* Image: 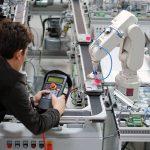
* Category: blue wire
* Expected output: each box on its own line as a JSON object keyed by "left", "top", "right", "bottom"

{"left": 92, "top": 27, "right": 120, "bottom": 80}
{"left": 91, "top": 29, "right": 105, "bottom": 47}
{"left": 109, "top": 26, "right": 123, "bottom": 38}
{"left": 98, "top": 45, "right": 113, "bottom": 80}
{"left": 144, "top": 107, "right": 150, "bottom": 120}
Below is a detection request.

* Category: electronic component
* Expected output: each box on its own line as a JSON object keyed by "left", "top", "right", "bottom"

{"left": 119, "top": 120, "right": 126, "bottom": 127}
{"left": 127, "top": 115, "right": 143, "bottom": 127}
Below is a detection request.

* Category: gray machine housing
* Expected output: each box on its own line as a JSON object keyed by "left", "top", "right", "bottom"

{"left": 44, "top": 35, "right": 70, "bottom": 52}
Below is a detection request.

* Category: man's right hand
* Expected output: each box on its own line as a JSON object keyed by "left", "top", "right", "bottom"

{"left": 51, "top": 95, "right": 66, "bottom": 115}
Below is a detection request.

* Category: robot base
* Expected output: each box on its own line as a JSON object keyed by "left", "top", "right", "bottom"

{"left": 115, "top": 72, "right": 140, "bottom": 101}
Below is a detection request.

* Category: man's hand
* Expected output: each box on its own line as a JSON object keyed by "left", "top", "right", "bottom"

{"left": 52, "top": 95, "right": 66, "bottom": 115}
{"left": 34, "top": 90, "right": 50, "bottom": 105}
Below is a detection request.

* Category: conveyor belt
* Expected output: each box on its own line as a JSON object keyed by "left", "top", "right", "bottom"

{"left": 89, "top": 96, "right": 102, "bottom": 115}
{"left": 63, "top": 110, "right": 91, "bottom": 116}
{"left": 72, "top": 0, "right": 92, "bottom": 75}
{"left": 80, "top": 45, "right": 93, "bottom": 76}
{"left": 72, "top": 0, "right": 102, "bottom": 116}
{"left": 13, "top": 1, "right": 27, "bottom": 24}
{"left": 63, "top": 0, "right": 105, "bottom": 121}
{"left": 72, "top": 0, "right": 85, "bottom": 34}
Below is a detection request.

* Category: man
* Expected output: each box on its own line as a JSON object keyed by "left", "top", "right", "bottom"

{"left": 0, "top": 0, "right": 4, "bottom": 4}
{"left": 0, "top": 20, "right": 66, "bottom": 135}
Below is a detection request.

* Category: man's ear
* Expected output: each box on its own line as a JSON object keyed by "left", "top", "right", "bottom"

{"left": 14, "top": 49, "right": 23, "bottom": 60}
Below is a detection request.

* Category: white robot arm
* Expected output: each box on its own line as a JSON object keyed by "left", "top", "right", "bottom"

{"left": 89, "top": 10, "right": 145, "bottom": 100}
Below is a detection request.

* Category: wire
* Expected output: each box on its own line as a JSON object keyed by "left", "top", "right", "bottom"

{"left": 24, "top": 60, "right": 36, "bottom": 76}
{"left": 103, "top": 131, "right": 118, "bottom": 139}
{"left": 144, "top": 107, "right": 150, "bottom": 121}
{"left": 70, "top": 88, "right": 78, "bottom": 105}
{"left": 27, "top": 83, "right": 36, "bottom": 95}
{"left": 70, "top": 88, "right": 84, "bottom": 106}
{"left": 59, "top": 37, "right": 62, "bottom": 51}
{"left": 9, "top": 0, "right": 18, "bottom": 5}
{"left": 41, "top": 18, "right": 49, "bottom": 47}
{"left": 97, "top": 45, "right": 113, "bottom": 80}
{"left": 41, "top": 133, "right": 47, "bottom": 150}
{"left": 24, "top": 60, "right": 36, "bottom": 94}
{"left": 90, "top": 30, "right": 105, "bottom": 47}
{"left": 121, "top": 142, "right": 129, "bottom": 150}
{"left": 110, "top": 26, "right": 124, "bottom": 38}
{"left": 145, "top": 33, "right": 150, "bottom": 44}
{"left": 70, "top": 88, "right": 81, "bottom": 100}
{"left": 29, "top": 27, "right": 40, "bottom": 49}
{"left": 92, "top": 26, "right": 126, "bottom": 80}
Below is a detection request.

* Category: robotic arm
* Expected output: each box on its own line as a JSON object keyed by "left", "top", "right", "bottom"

{"left": 89, "top": 10, "right": 145, "bottom": 101}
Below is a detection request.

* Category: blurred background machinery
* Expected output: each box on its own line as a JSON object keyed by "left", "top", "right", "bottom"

{"left": 0, "top": 0, "right": 150, "bottom": 150}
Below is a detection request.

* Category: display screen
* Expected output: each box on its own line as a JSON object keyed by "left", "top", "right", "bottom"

{"left": 47, "top": 76, "right": 64, "bottom": 84}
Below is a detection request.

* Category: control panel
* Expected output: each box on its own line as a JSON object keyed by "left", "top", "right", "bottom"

{"left": 38, "top": 72, "right": 67, "bottom": 110}
{"left": 3, "top": 139, "right": 48, "bottom": 150}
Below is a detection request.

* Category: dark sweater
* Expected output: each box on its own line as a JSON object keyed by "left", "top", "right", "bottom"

{"left": 0, "top": 56, "right": 60, "bottom": 135}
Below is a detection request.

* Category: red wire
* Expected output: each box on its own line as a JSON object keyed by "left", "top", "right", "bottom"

{"left": 41, "top": 132, "right": 47, "bottom": 150}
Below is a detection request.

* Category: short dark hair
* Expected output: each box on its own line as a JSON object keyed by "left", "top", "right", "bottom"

{"left": 0, "top": 19, "right": 33, "bottom": 59}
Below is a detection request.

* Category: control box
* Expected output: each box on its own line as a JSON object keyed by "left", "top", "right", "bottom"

{"left": 38, "top": 73, "right": 67, "bottom": 110}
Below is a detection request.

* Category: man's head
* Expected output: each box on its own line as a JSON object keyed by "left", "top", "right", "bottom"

{"left": 0, "top": 20, "right": 33, "bottom": 70}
